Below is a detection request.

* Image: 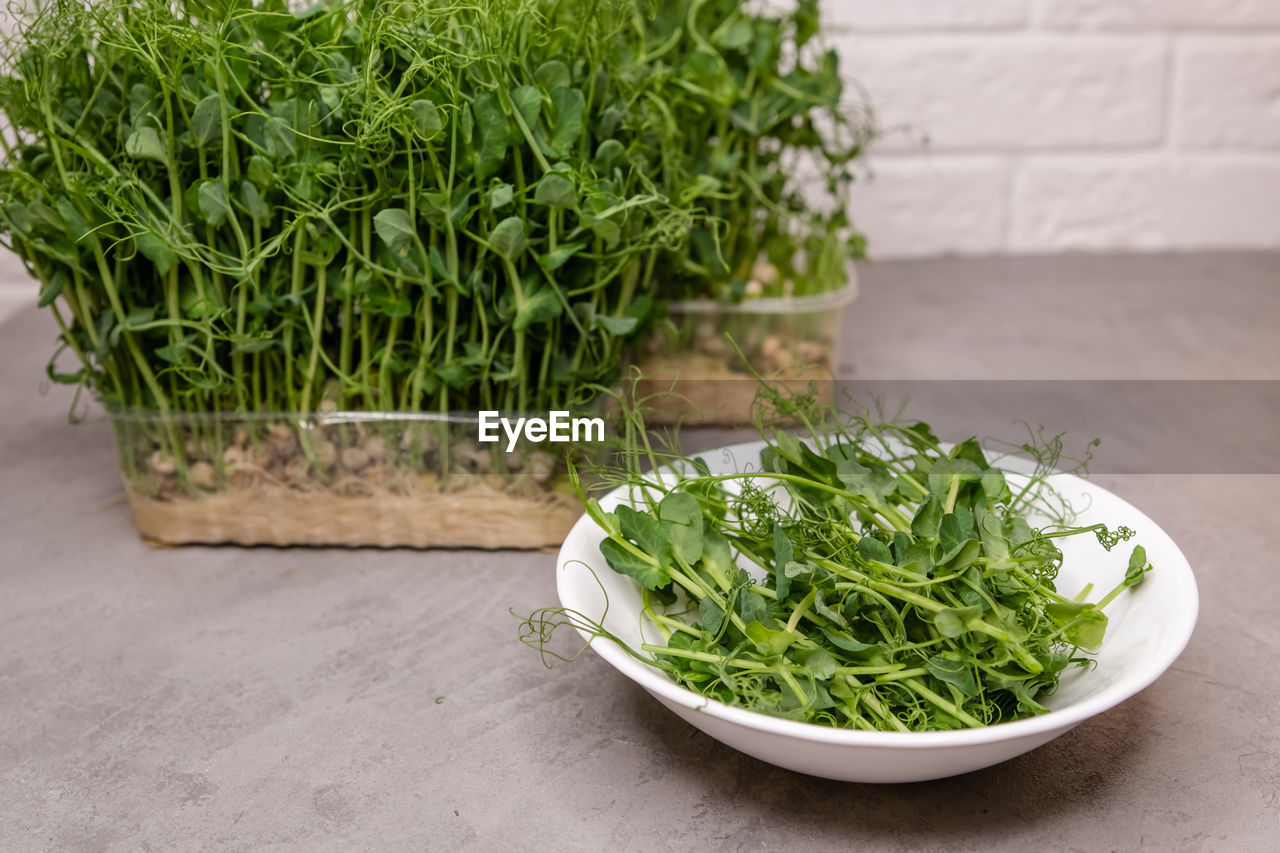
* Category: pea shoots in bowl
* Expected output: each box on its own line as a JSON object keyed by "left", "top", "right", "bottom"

{"left": 522, "top": 410, "right": 1198, "bottom": 783}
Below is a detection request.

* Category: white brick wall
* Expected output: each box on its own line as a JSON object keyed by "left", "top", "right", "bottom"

{"left": 838, "top": 0, "right": 1280, "bottom": 258}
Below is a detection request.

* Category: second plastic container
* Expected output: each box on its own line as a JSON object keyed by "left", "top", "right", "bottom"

{"left": 637, "top": 273, "right": 858, "bottom": 425}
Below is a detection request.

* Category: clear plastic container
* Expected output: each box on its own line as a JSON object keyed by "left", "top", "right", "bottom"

{"left": 108, "top": 410, "right": 606, "bottom": 549}
{"left": 638, "top": 274, "right": 858, "bottom": 425}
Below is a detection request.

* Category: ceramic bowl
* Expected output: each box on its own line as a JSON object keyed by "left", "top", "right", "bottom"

{"left": 556, "top": 440, "right": 1198, "bottom": 783}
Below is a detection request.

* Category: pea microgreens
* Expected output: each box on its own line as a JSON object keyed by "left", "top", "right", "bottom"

{"left": 0, "top": 0, "right": 670, "bottom": 419}
{"left": 641, "top": 0, "right": 876, "bottom": 301}
{"left": 522, "top": 389, "right": 1154, "bottom": 732}
{"left": 0, "top": 0, "right": 872, "bottom": 431}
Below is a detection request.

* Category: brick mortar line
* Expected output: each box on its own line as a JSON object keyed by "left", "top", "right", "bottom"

{"left": 827, "top": 26, "right": 1029, "bottom": 37}
{"left": 839, "top": 32, "right": 1191, "bottom": 46}
{"left": 840, "top": 29, "right": 1280, "bottom": 41}
{"left": 862, "top": 150, "right": 1280, "bottom": 163}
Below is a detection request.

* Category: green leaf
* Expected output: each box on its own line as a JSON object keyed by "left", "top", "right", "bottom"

{"left": 812, "top": 590, "right": 847, "bottom": 628}
{"left": 940, "top": 539, "right": 982, "bottom": 572}
{"left": 938, "top": 513, "right": 964, "bottom": 558}
{"left": 738, "top": 590, "right": 769, "bottom": 626}
{"left": 240, "top": 181, "right": 270, "bottom": 224}
{"left": 534, "top": 173, "right": 576, "bottom": 208}
{"left": 36, "top": 271, "right": 65, "bottom": 307}
{"left": 1125, "top": 545, "right": 1152, "bottom": 587}
{"left": 537, "top": 241, "right": 586, "bottom": 271}
{"left": 660, "top": 492, "right": 704, "bottom": 565}
{"left": 820, "top": 627, "right": 876, "bottom": 655}
{"left": 418, "top": 190, "right": 449, "bottom": 229}
{"left": 953, "top": 438, "right": 989, "bottom": 470}
{"left": 701, "top": 530, "right": 735, "bottom": 584}
{"left": 125, "top": 127, "right": 167, "bottom": 163}
{"left": 934, "top": 605, "right": 982, "bottom": 638}
{"left": 615, "top": 504, "right": 669, "bottom": 562}
{"left": 592, "top": 139, "right": 625, "bottom": 172}
{"left": 3, "top": 202, "right": 32, "bottom": 235}
{"left": 197, "top": 182, "right": 231, "bottom": 227}
{"left": 135, "top": 232, "right": 178, "bottom": 276}
{"left": 1070, "top": 611, "right": 1108, "bottom": 650}
{"left": 156, "top": 341, "right": 189, "bottom": 363}
{"left": 534, "top": 60, "right": 571, "bottom": 92}
{"left": 472, "top": 92, "right": 508, "bottom": 181}
{"left": 246, "top": 155, "right": 273, "bottom": 187}
{"left": 892, "top": 531, "right": 912, "bottom": 562}
{"left": 192, "top": 94, "right": 222, "bottom": 147}
{"left": 974, "top": 503, "right": 1009, "bottom": 561}
{"left": 980, "top": 468, "right": 1008, "bottom": 501}
{"left": 897, "top": 540, "right": 934, "bottom": 575}
{"left": 262, "top": 117, "right": 296, "bottom": 158}
{"left": 365, "top": 284, "right": 412, "bottom": 318}
{"left": 856, "top": 536, "right": 893, "bottom": 565}
{"left": 686, "top": 48, "right": 728, "bottom": 94}
{"left": 1052, "top": 605, "right": 1108, "bottom": 650}
{"left": 600, "top": 538, "right": 669, "bottom": 591}
{"left": 745, "top": 621, "right": 798, "bottom": 657}
{"left": 54, "top": 199, "right": 89, "bottom": 242}
{"left": 715, "top": 19, "right": 754, "bottom": 50}
{"left": 1046, "top": 600, "right": 1088, "bottom": 622}
{"left": 428, "top": 246, "right": 454, "bottom": 284}
{"left": 928, "top": 457, "right": 983, "bottom": 496}
{"left": 232, "top": 336, "right": 276, "bottom": 355}
{"left": 510, "top": 85, "right": 541, "bottom": 131}
{"left": 585, "top": 498, "right": 619, "bottom": 535}
{"left": 373, "top": 208, "right": 417, "bottom": 253}
{"left": 911, "top": 493, "right": 942, "bottom": 540}
{"left": 772, "top": 430, "right": 805, "bottom": 468}
{"left": 837, "top": 460, "right": 894, "bottom": 501}
{"left": 925, "top": 654, "right": 979, "bottom": 697}
{"left": 488, "top": 182, "right": 515, "bottom": 211}
{"left": 784, "top": 560, "right": 818, "bottom": 581}
{"left": 410, "top": 99, "right": 443, "bottom": 140}
{"left": 26, "top": 201, "right": 64, "bottom": 235}
{"left": 595, "top": 314, "right": 637, "bottom": 335}
{"left": 513, "top": 281, "right": 562, "bottom": 331}
{"left": 584, "top": 215, "right": 620, "bottom": 248}
{"left": 489, "top": 216, "right": 527, "bottom": 260}
{"left": 124, "top": 305, "right": 156, "bottom": 328}
{"left": 1046, "top": 601, "right": 1109, "bottom": 650}
{"left": 547, "top": 86, "right": 585, "bottom": 156}
{"left": 796, "top": 647, "right": 838, "bottom": 680}
{"left": 699, "top": 596, "right": 725, "bottom": 635}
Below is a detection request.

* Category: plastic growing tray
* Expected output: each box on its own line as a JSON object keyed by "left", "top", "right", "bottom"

{"left": 638, "top": 275, "right": 857, "bottom": 425}
{"left": 107, "top": 410, "right": 599, "bottom": 549}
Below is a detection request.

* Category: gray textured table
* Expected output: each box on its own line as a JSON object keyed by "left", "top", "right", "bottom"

{"left": 2, "top": 254, "right": 1278, "bottom": 851}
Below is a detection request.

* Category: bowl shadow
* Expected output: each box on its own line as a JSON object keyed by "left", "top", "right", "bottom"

{"left": 607, "top": 673, "right": 1153, "bottom": 847}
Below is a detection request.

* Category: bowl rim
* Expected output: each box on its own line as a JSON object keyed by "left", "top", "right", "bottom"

{"left": 558, "top": 439, "right": 1200, "bottom": 748}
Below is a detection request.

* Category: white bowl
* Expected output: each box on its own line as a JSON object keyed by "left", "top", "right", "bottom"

{"left": 556, "top": 440, "right": 1198, "bottom": 783}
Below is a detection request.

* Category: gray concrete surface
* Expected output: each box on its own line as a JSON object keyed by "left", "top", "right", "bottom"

{"left": 2, "top": 253, "right": 1278, "bottom": 851}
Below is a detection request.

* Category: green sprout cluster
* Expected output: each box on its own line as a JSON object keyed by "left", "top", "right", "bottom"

{"left": 0, "top": 0, "right": 872, "bottom": 422}
{"left": 523, "top": 393, "right": 1153, "bottom": 732}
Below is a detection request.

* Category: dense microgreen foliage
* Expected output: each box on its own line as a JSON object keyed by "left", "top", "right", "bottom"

{"left": 0, "top": 0, "right": 872, "bottom": 422}
{"left": 637, "top": 0, "right": 874, "bottom": 300}
{"left": 523, "top": 390, "right": 1153, "bottom": 732}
